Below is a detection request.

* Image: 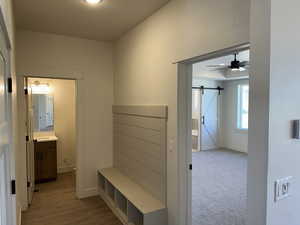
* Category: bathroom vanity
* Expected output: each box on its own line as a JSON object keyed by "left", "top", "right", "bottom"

{"left": 34, "top": 136, "right": 58, "bottom": 184}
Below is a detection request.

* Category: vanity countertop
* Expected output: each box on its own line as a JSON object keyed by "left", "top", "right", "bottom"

{"left": 35, "top": 136, "right": 58, "bottom": 142}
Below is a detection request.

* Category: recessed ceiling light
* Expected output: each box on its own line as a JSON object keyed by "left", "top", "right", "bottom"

{"left": 85, "top": 0, "right": 103, "bottom": 5}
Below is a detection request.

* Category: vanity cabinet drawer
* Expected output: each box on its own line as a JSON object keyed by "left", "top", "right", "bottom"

{"left": 35, "top": 141, "right": 56, "bottom": 149}
{"left": 34, "top": 140, "right": 57, "bottom": 183}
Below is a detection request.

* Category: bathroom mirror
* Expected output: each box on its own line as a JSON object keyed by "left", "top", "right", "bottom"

{"left": 32, "top": 94, "right": 54, "bottom": 132}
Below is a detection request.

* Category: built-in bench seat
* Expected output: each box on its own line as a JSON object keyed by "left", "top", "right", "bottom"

{"left": 97, "top": 167, "right": 167, "bottom": 225}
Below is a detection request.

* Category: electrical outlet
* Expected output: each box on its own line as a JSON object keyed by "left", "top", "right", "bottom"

{"left": 275, "top": 176, "right": 292, "bottom": 202}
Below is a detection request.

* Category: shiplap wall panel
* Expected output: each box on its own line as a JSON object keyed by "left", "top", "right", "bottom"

{"left": 113, "top": 105, "right": 167, "bottom": 203}
{"left": 114, "top": 135, "right": 162, "bottom": 172}
{"left": 114, "top": 123, "right": 161, "bottom": 145}
{"left": 115, "top": 134, "right": 161, "bottom": 160}
{"left": 113, "top": 105, "right": 168, "bottom": 119}
{"left": 113, "top": 114, "right": 163, "bottom": 131}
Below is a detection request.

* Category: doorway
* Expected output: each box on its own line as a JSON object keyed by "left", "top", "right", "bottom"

{"left": 192, "top": 50, "right": 249, "bottom": 225}
{"left": 24, "top": 77, "right": 77, "bottom": 208}
{"left": 177, "top": 43, "right": 250, "bottom": 225}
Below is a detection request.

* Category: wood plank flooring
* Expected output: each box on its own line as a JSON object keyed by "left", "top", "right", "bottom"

{"left": 22, "top": 173, "right": 122, "bottom": 225}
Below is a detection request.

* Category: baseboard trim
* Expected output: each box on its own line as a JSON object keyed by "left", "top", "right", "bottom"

{"left": 58, "top": 166, "right": 75, "bottom": 174}
{"left": 18, "top": 205, "right": 22, "bottom": 225}
{"left": 221, "top": 147, "right": 248, "bottom": 154}
{"left": 21, "top": 203, "right": 28, "bottom": 211}
{"left": 76, "top": 187, "right": 98, "bottom": 199}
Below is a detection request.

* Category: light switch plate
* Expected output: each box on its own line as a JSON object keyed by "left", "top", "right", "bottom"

{"left": 275, "top": 176, "right": 292, "bottom": 202}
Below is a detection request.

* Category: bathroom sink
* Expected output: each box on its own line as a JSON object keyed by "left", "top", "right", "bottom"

{"left": 35, "top": 136, "right": 58, "bottom": 142}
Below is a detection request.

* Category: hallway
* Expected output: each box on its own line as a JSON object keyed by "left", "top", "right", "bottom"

{"left": 22, "top": 173, "right": 122, "bottom": 225}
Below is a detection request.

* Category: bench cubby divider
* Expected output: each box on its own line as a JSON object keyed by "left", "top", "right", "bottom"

{"left": 128, "top": 201, "right": 143, "bottom": 225}
{"left": 116, "top": 189, "right": 128, "bottom": 216}
{"left": 105, "top": 180, "right": 116, "bottom": 205}
{"left": 98, "top": 173, "right": 105, "bottom": 192}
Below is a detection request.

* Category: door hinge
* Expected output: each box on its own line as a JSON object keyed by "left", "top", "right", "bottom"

{"left": 11, "top": 180, "right": 16, "bottom": 195}
{"left": 201, "top": 116, "right": 205, "bottom": 125}
{"left": 27, "top": 181, "right": 31, "bottom": 188}
{"left": 7, "top": 77, "right": 12, "bottom": 93}
{"left": 26, "top": 135, "right": 29, "bottom": 142}
{"left": 200, "top": 86, "right": 205, "bottom": 95}
{"left": 24, "top": 88, "right": 28, "bottom": 95}
{"left": 189, "top": 164, "right": 192, "bottom": 170}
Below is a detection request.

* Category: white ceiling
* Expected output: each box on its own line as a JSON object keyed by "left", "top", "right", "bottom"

{"left": 193, "top": 50, "right": 250, "bottom": 80}
{"left": 13, "top": 0, "right": 169, "bottom": 41}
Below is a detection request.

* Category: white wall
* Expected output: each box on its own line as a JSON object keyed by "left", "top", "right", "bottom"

{"left": 249, "top": 0, "right": 300, "bottom": 225}
{"left": 193, "top": 78, "right": 221, "bottom": 88}
{"left": 52, "top": 79, "right": 76, "bottom": 173}
{"left": 16, "top": 30, "right": 114, "bottom": 208}
{"left": 114, "top": 0, "right": 250, "bottom": 224}
{"left": 0, "top": 0, "right": 13, "bottom": 42}
{"left": 221, "top": 79, "right": 248, "bottom": 153}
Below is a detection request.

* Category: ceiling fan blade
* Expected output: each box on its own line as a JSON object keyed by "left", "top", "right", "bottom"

{"left": 210, "top": 67, "right": 228, "bottom": 72}
{"left": 230, "top": 67, "right": 247, "bottom": 72}
{"left": 240, "top": 61, "right": 250, "bottom": 67}
{"left": 206, "top": 64, "right": 227, "bottom": 68}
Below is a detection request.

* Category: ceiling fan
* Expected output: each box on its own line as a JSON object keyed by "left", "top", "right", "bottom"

{"left": 207, "top": 53, "right": 250, "bottom": 72}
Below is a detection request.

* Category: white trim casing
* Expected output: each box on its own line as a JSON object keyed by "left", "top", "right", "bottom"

{"left": 177, "top": 63, "right": 193, "bottom": 225}
{"left": 76, "top": 187, "right": 99, "bottom": 199}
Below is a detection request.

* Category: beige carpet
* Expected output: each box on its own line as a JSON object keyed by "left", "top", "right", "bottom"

{"left": 192, "top": 149, "right": 247, "bottom": 225}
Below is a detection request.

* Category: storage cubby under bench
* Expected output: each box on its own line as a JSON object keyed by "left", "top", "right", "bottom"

{"left": 97, "top": 168, "right": 167, "bottom": 225}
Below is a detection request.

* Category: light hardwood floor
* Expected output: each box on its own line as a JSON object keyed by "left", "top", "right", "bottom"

{"left": 22, "top": 173, "right": 122, "bottom": 225}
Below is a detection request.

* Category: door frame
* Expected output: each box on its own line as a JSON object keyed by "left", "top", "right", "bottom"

{"left": 191, "top": 88, "right": 202, "bottom": 152}
{"left": 19, "top": 74, "right": 84, "bottom": 209}
{"left": 177, "top": 43, "right": 250, "bottom": 225}
{"left": 24, "top": 77, "right": 34, "bottom": 205}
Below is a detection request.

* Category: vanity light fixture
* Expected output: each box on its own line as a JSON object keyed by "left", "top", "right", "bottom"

{"left": 85, "top": 0, "right": 103, "bottom": 5}
{"left": 31, "top": 83, "right": 51, "bottom": 94}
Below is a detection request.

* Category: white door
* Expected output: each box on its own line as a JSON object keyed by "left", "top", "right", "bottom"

{"left": 24, "top": 78, "right": 35, "bottom": 205}
{"left": 200, "top": 90, "right": 220, "bottom": 150}
{"left": 0, "top": 26, "right": 15, "bottom": 225}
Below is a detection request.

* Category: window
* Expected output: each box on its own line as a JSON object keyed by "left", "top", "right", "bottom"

{"left": 237, "top": 84, "right": 249, "bottom": 130}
